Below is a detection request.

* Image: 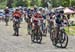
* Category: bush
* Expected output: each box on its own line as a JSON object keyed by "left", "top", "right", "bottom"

{"left": 41, "top": 2, "right": 48, "bottom": 7}
{"left": 15, "top": 0, "right": 27, "bottom": 7}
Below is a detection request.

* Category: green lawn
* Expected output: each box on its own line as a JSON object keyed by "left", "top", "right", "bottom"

{"left": 64, "top": 26, "right": 75, "bottom": 36}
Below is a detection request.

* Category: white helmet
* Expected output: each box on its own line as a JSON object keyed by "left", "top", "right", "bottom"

{"left": 31, "top": 8, "right": 34, "bottom": 10}
{"left": 42, "top": 8, "right": 45, "bottom": 10}
{"left": 6, "top": 7, "right": 8, "bottom": 9}
{"left": 16, "top": 7, "right": 19, "bottom": 10}
{"left": 19, "top": 6, "right": 22, "bottom": 8}
{"left": 37, "top": 11, "right": 41, "bottom": 14}
{"left": 34, "top": 5, "right": 37, "bottom": 8}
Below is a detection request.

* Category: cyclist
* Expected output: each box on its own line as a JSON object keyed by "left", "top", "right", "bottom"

{"left": 4, "top": 7, "right": 10, "bottom": 26}
{"left": 41, "top": 8, "right": 47, "bottom": 34}
{"left": 31, "top": 9, "right": 43, "bottom": 43}
{"left": 47, "top": 12, "right": 56, "bottom": 33}
{"left": 32, "top": 11, "right": 43, "bottom": 31}
{"left": 23, "top": 8, "right": 28, "bottom": 22}
{"left": 55, "top": 10, "right": 65, "bottom": 39}
{"left": 26, "top": 8, "right": 33, "bottom": 34}
{"left": 18, "top": 6, "right": 23, "bottom": 22}
{"left": 4, "top": 7, "right": 9, "bottom": 16}
{"left": 26, "top": 8, "right": 31, "bottom": 23}
{"left": 13, "top": 8, "right": 22, "bottom": 22}
{"left": 12, "top": 8, "right": 22, "bottom": 36}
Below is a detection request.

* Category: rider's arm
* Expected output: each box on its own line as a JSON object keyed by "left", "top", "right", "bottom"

{"left": 12, "top": 12, "right": 15, "bottom": 17}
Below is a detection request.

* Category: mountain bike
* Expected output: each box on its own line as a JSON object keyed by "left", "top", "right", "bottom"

{"left": 13, "top": 18, "right": 20, "bottom": 36}
{"left": 31, "top": 21, "right": 42, "bottom": 44}
{"left": 51, "top": 24, "right": 68, "bottom": 48}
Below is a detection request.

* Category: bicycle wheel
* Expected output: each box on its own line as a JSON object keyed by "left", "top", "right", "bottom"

{"left": 55, "top": 31, "right": 68, "bottom": 48}
{"left": 37, "top": 31, "right": 42, "bottom": 44}
{"left": 42, "top": 27, "right": 47, "bottom": 36}
{"left": 50, "top": 29, "right": 58, "bottom": 46}
{"left": 31, "top": 30, "right": 35, "bottom": 43}
{"left": 13, "top": 21, "right": 19, "bottom": 36}
{"left": 50, "top": 27, "right": 56, "bottom": 41}
{"left": 59, "top": 32, "right": 68, "bottom": 48}
{"left": 27, "top": 23, "right": 32, "bottom": 35}
{"left": 50, "top": 29, "right": 54, "bottom": 41}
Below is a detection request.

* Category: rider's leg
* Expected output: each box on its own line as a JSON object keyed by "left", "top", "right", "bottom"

{"left": 13, "top": 22, "right": 16, "bottom": 36}
{"left": 18, "top": 18, "right": 21, "bottom": 28}
{"left": 16, "top": 24, "right": 19, "bottom": 36}
{"left": 55, "top": 24, "right": 59, "bottom": 40}
{"left": 27, "top": 23, "right": 30, "bottom": 34}
{"left": 43, "top": 23, "right": 46, "bottom": 31}
{"left": 5, "top": 17, "right": 9, "bottom": 26}
{"left": 56, "top": 24, "right": 61, "bottom": 40}
{"left": 0, "top": 18, "right": 1, "bottom": 22}
{"left": 17, "top": 29, "right": 19, "bottom": 36}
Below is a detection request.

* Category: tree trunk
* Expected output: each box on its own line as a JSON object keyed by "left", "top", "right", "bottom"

{"left": 7, "top": 0, "right": 13, "bottom": 8}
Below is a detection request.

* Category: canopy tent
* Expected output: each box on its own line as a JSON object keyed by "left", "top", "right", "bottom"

{"left": 64, "top": 8, "right": 75, "bottom": 14}
{"left": 55, "top": 6, "right": 64, "bottom": 13}
{"left": 56, "top": 6, "right": 64, "bottom": 9}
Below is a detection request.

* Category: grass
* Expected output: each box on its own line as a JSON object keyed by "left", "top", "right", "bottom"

{"left": 64, "top": 26, "right": 75, "bottom": 36}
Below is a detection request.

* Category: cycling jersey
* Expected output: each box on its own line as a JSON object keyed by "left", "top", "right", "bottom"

{"left": 56, "top": 14, "right": 62, "bottom": 24}
{"left": 13, "top": 11, "right": 22, "bottom": 18}
{"left": 33, "top": 13, "right": 43, "bottom": 22}
{"left": 4, "top": 9, "right": 9, "bottom": 14}
{"left": 42, "top": 14, "right": 46, "bottom": 19}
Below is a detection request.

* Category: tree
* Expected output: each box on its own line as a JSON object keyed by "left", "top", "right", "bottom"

{"left": 51, "top": 0, "right": 70, "bottom": 7}
{"left": 0, "top": 0, "right": 5, "bottom": 2}
{"left": 15, "top": 0, "right": 27, "bottom": 7}
{"left": 31, "top": 0, "right": 36, "bottom": 6}
{"left": 41, "top": 0, "right": 48, "bottom": 7}
{"left": 71, "top": 0, "right": 75, "bottom": 6}
{"left": 7, "top": 0, "right": 13, "bottom": 8}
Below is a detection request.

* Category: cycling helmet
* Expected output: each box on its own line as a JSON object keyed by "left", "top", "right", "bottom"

{"left": 6, "top": 7, "right": 8, "bottom": 9}
{"left": 15, "top": 8, "right": 19, "bottom": 11}
{"left": 37, "top": 11, "right": 41, "bottom": 14}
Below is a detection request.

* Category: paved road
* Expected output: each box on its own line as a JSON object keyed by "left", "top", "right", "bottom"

{"left": 0, "top": 21, "right": 75, "bottom": 52}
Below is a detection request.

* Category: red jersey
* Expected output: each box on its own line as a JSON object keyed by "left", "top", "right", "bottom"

{"left": 13, "top": 11, "right": 22, "bottom": 18}
{"left": 33, "top": 13, "right": 42, "bottom": 22}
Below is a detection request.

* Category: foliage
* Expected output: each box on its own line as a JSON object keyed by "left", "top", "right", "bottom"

{"left": 15, "top": 0, "right": 27, "bottom": 7}
{"left": 7, "top": 0, "right": 13, "bottom": 8}
{"left": 64, "top": 26, "right": 75, "bottom": 35}
{"left": 0, "top": 0, "right": 75, "bottom": 8}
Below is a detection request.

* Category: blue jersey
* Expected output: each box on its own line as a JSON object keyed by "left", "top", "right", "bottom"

{"left": 42, "top": 14, "right": 46, "bottom": 19}
{"left": 56, "top": 14, "right": 62, "bottom": 24}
